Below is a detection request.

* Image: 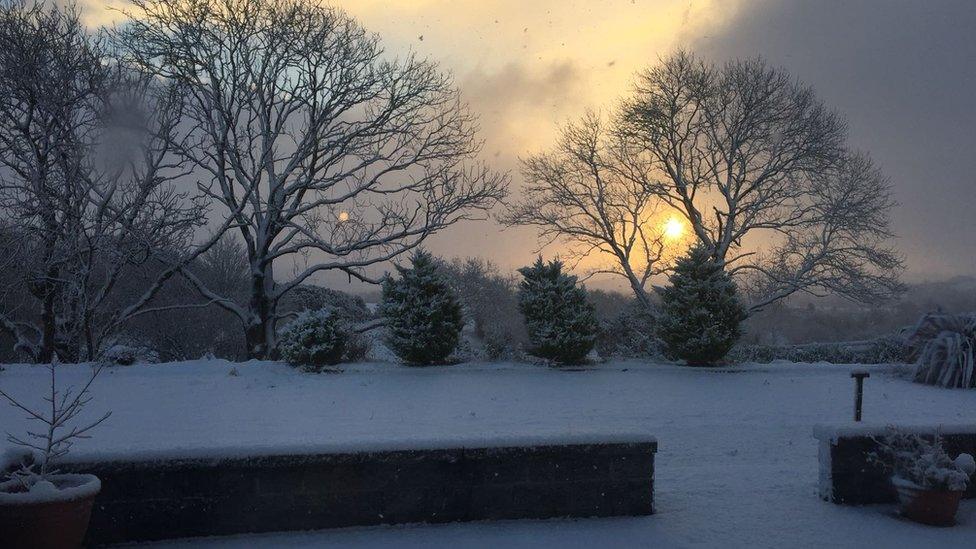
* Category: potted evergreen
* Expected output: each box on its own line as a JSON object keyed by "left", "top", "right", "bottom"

{"left": 872, "top": 430, "right": 975, "bottom": 526}
{"left": 0, "top": 362, "right": 111, "bottom": 548}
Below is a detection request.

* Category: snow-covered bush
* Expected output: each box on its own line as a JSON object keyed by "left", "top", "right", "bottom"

{"left": 380, "top": 250, "right": 463, "bottom": 365}
{"left": 280, "top": 285, "right": 372, "bottom": 323}
{"left": 656, "top": 244, "right": 746, "bottom": 365}
{"left": 596, "top": 304, "right": 662, "bottom": 360}
{"left": 277, "top": 309, "right": 351, "bottom": 370}
{"left": 343, "top": 329, "right": 371, "bottom": 363}
{"left": 98, "top": 341, "right": 160, "bottom": 366}
{"left": 908, "top": 312, "right": 976, "bottom": 388}
{"left": 870, "top": 429, "right": 974, "bottom": 491}
{"left": 728, "top": 336, "right": 909, "bottom": 365}
{"left": 517, "top": 257, "right": 598, "bottom": 364}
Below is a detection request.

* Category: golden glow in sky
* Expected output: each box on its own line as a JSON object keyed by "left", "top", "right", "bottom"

{"left": 663, "top": 216, "right": 685, "bottom": 241}
{"left": 74, "top": 0, "right": 747, "bottom": 287}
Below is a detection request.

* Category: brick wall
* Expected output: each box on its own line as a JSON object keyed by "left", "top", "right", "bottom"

{"left": 62, "top": 439, "right": 657, "bottom": 545}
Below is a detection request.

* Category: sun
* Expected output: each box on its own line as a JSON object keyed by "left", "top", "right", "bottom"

{"left": 663, "top": 216, "right": 685, "bottom": 240}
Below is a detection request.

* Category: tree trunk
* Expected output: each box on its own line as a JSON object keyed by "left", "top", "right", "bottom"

{"left": 245, "top": 258, "right": 276, "bottom": 360}
{"left": 37, "top": 285, "right": 57, "bottom": 363}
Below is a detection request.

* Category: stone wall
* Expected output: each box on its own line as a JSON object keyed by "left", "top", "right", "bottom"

{"left": 62, "top": 438, "right": 657, "bottom": 545}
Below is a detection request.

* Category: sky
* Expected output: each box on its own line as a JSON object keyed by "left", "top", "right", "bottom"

{"left": 79, "top": 0, "right": 976, "bottom": 287}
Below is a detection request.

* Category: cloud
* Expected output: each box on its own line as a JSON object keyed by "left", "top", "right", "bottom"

{"left": 460, "top": 60, "right": 589, "bottom": 159}
{"left": 690, "top": 0, "right": 976, "bottom": 279}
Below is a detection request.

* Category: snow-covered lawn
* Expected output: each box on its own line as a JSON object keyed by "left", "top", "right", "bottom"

{"left": 1, "top": 359, "right": 974, "bottom": 548}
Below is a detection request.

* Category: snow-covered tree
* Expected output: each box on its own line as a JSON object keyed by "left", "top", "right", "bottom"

{"left": 502, "top": 112, "right": 668, "bottom": 311}
{"left": 517, "top": 257, "right": 598, "bottom": 364}
{"left": 656, "top": 244, "right": 746, "bottom": 365}
{"left": 0, "top": 2, "right": 213, "bottom": 362}
{"left": 120, "top": 0, "right": 507, "bottom": 359}
{"left": 616, "top": 52, "right": 902, "bottom": 311}
{"left": 380, "top": 250, "right": 462, "bottom": 365}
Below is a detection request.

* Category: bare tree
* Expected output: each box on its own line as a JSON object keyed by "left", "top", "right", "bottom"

{"left": 616, "top": 51, "right": 902, "bottom": 310}
{"left": 0, "top": 359, "right": 111, "bottom": 484}
{"left": 502, "top": 112, "right": 669, "bottom": 310}
{"left": 0, "top": 2, "right": 211, "bottom": 361}
{"left": 120, "top": 0, "right": 508, "bottom": 358}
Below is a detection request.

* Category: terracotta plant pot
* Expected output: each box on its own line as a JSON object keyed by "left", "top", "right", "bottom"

{"left": 891, "top": 476, "right": 964, "bottom": 526}
{"left": 0, "top": 473, "right": 101, "bottom": 549}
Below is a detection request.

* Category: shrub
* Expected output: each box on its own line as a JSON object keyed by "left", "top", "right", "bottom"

{"left": 343, "top": 330, "right": 371, "bottom": 362}
{"left": 727, "top": 336, "right": 910, "bottom": 365}
{"left": 870, "top": 429, "right": 974, "bottom": 490}
{"left": 517, "top": 257, "right": 598, "bottom": 364}
{"left": 595, "top": 303, "right": 662, "bottom": 360}
{"left": 277, "top": 309, "right": 350, "bottom": 370}
{"left": 656, "top": 244, "right": 746, "bottom": 365}
{"left": 907, "top": 312, "right": 976, "bottom": 388}
{"left": 380, "top": 250, "right": 463, "bottom": 365}
{"left": 98, "top": 340, "right": 160, "bottom": 366}
{"left": 280, "top": 285, "right": 372, "bottom": 322}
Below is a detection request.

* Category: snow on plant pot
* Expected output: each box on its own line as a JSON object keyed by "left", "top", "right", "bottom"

{"left": 0, "top": 361, "right": 111, "bottom": 549}
{"left": 870, "top": 429, "right": 975, "bottom": 526}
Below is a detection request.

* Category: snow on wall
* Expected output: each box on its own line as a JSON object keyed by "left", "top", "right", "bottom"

{"left": 817, "top": 438, "right": 834, "bottom": 501}
{"left": 62, "top": 431, "right": 658, "bottom": 465}
{"left": 813, "top": 423, "right": 976, "bottom": 443}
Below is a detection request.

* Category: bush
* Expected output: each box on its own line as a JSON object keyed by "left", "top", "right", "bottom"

{"left": 343, "top": 330, "right": 371, "bottom": 362}
{"left": 98, "top": 341, "right": 160, "bottom": 366}
{"left": 656, "top": 244, "right": 746, "bottom": 365}
{"left": 280, "top": 285, "right": 372, "bottom": 323}
{"left": 870, "top": 429, "right": 974, "bottom": 490}
{"left": 908, "top": 312, "right": 976, "bottom": 388}
{"left": 380, "top": 250, "right": 463, "bottom": 365}
{"left": 728, "top": 336, "right": 910, "bottom": 365}
{"left": 277, "top": 309, "right": 350, "bottom": 370}
{"left": 596, "top": 304, "right": 662, "bottom": 360}
{"left": 517, "top": 257, "right": 598, "bottom": 364}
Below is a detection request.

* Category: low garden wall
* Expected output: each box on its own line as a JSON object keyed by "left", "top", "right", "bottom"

{"left": 814, "top": 424, "right": 976, "bottom": 504}
{"left": 61, "top": 434, "right": 657, "bottom": 545}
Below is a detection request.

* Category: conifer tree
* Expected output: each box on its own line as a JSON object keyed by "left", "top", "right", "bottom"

{"left": 657, "top": 244, "right": 747, "bottom": 365}
{"left": 517, "top": 258, "right": 598, "bottom": 364}
{"left": 380, "top": 250, "right": 463, "bottom": 365}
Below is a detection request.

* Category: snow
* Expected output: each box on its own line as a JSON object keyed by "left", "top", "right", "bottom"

{"left": 956, "top": 453, "right": 976, "bottom": 476}
{"left": 2, "top": 359, "right": 975, "bottom": 547}
{"left": 0, "top": 474, "right": 100, "bottom": 505}
{"left": 814, "top": 423, "right": 976, "bottom": 442}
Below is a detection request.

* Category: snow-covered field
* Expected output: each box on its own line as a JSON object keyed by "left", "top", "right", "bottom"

{"left": 1, "top": 359, "right": 974, "bottom": 548}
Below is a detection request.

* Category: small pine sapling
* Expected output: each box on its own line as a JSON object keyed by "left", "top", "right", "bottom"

{"left": 380, "top": 250, "right": 463, "bottom": 365}
{"left": 656, "top": 244, "right": 747, "bottom": 366}
{"left": 517, "top": 257, "right": 599, "bottom": 364}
